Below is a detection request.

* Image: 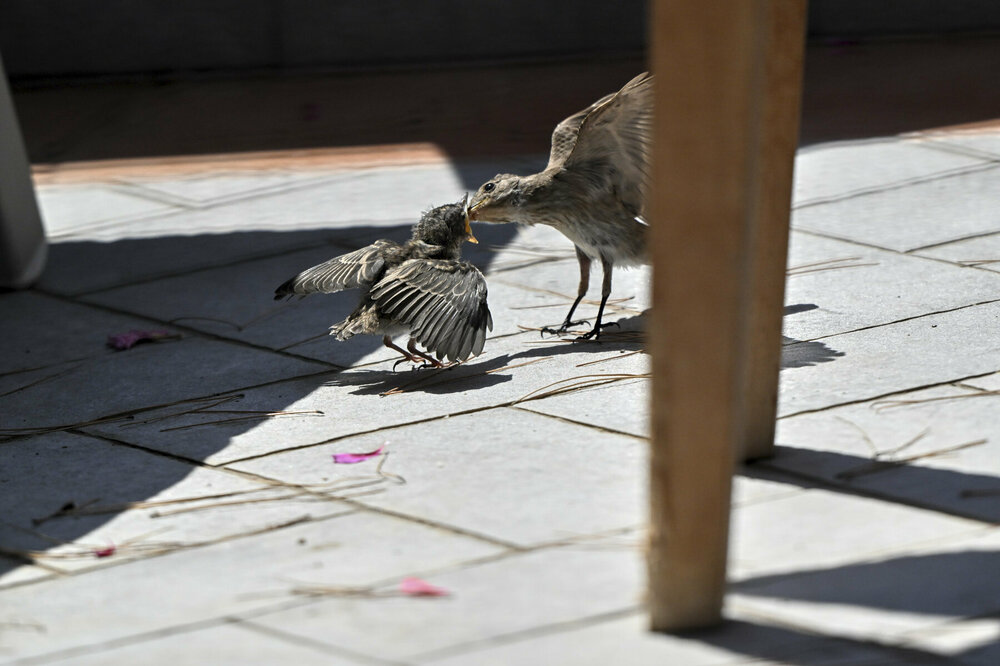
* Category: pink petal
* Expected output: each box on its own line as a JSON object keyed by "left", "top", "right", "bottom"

{"left": 107, "top": 329, "right": 175, "bottom": 350}
{"left": 332, "top": 445, "right": 384, "bottom": 464}
{"left": 94, "top": 544, "right": 116, "bottom": 558}
{"left": 399, "top": 577, "right": 449, "bottom": 597}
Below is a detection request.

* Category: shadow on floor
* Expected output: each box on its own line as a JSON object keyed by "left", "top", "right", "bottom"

{"left": 681, "top": 616, "right": 959, "bottom": 666}
{"left": 724, "top": 549, "right": 1000, "bottom": 665}
{"left": 746, "top": 446, "right": 1000, "bottom": 523}
{"left": 0, "top": 180, "right": 528, "bottom": 576}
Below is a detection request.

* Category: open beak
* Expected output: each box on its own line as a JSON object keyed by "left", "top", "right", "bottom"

{"left": 462, "top": 194, "right": 479, "bottom": 244}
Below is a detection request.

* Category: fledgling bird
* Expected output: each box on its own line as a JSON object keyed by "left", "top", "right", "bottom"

{"left": 468, "top": 72, "right": 652, "bottom": 340}
{"left": 274, "top": 200, "right": 492, "bottom": 367}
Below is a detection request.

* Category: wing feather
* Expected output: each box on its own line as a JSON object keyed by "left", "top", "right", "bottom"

{"left": 560, "top": 72, "right": 653, "bottom": 216}
{"left": 370, "top": 259, "right": 492, "bottom": 363}
{"left": 274, "top": 240, "right": 396, "bottom": 299}
{"left": 546, "top": 91, "right": 617, "bottom": 170}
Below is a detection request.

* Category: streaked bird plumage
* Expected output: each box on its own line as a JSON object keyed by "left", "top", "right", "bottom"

{"left": 274, "top": 200, "right": 492, "bottom": 366}
{"left": 468, "top": 72, "right": 652, "bottom": 339}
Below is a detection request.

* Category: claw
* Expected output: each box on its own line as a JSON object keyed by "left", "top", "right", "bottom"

{"left": 392, "top": 355, "right": 422, "bottom": 371}
{"left": 540, "top": 320, "right": 589, "bottom": 337}
{"left": 572, "top": 320, "right": 620, "bottom": 343}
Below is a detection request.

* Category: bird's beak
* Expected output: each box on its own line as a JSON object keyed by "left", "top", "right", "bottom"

{"left": 463, "top": 195, "right": 479, "bottom": 244}
{"left": 468, "top": 196, "right": 488, "bottom": 218}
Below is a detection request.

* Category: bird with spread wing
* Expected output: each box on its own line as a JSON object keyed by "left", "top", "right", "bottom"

{"left": 467, "top": 72, "right": 652, "bottom": 340}
{"left": 274, "top": 199, "right": 492, "bottom": 367}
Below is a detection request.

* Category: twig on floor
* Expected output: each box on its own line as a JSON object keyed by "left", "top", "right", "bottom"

{"left": 958, "top": 259, "right": 1000, "bottom": 267}
{"left": 510, "top": 296, "right": 635, "bottom": 312}
{"left": 874, "top": 427, "right": 930, "bottom": 459}
{"left": 835, "top": 438, "right": 986, "bottom": 480}
{"left": 34, "top": 488, "right": 272, "bottom": 521}
{"left": 169, "top": 303, "right": 291, "bottom": 332}
{"left": 120, "top": 394, "right": 244, "bottom": 427}
{"left": 32, "top": 498, "right": 102, "bottom": 525}
{"left": 287, "top": 583, "right": 379, "bottom": 598}
{"left": 786, "top": 256, "right": 878, "bottom": 277}
{"left": 576, "top": 350, "right": 646, "bottom": 368}
{"left": 0, "top": 364, "right": 82, "bottom": 399}
{"left": 277, "top": 331, "right": 330, "bottom": 351}
{"left": 834, "top": 416, "right": 880, "bottom": 458}
{"left": 514, "top": 373, "right": 649, "bottom": 404}
{"left": 158, "top": 409, "right": 323, "bottom": 432}
{"left": 0, "top": 392, "right": 248, "bottom": 439}
{"left": 871, "top": 389, "right": 1000, "bottom": 412}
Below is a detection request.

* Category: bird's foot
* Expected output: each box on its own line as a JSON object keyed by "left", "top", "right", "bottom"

{"left": 392, "top": 354, "right": 425, "bottom": 371}
{"left": 417, "top": 358, "right": 451, "bottom": 370}
{"left": 573, "top": 320, "right": 621, "bottom": 343}
{"left": 540, "top": 320, "right": 589, "bottom": 337}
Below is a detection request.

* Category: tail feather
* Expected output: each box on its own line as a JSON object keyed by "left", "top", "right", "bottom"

{"left": 274, "top": 276, "right": 308, "bottom": 301}
{"left": 329, "top": 319, "right": 363, "bottom": 341}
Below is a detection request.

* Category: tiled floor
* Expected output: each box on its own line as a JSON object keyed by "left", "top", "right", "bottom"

{"left": 3, "top": 41, "right": 1000, "bottom": 665}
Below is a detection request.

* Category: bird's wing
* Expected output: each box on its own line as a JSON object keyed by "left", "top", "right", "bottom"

{"left": 561, "top": 72, "right": 653, "bottom": 214}
{"left": 370, "top": 259, "right": 493, "bottom": 363}
{"left": 546, "top": 91, "right": 617, "bottom": 170}
{"left": 274, "top": 240, "right": 395, "bottom": 299}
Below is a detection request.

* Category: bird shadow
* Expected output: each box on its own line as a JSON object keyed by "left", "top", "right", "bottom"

{"left": 781, "top": 304, "right": 845, "bottom": 369}
{"left": 324, "top": 353, "right": 516, "bottom": 396}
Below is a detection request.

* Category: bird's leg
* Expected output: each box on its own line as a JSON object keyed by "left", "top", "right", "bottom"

{"left": 542, "top": 246, "right": 592, "bottom": 336}
{"left": 385, "top": 336, "right": 423, "bottom": 370}
{"left": 575, "top": 257, "right": 620, "bottom": 342}
{"left": 406, "top": 337, "right": 447, "bottom": 369}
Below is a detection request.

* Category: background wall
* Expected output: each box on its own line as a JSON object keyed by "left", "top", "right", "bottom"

{"left": 1, "top": 0, "right": 999, "bottom": 80}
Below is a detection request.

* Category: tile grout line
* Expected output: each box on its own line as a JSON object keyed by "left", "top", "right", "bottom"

{"left": 511, "top": 404, "right": 648, "bottom": 442}
{"left": 41, "top": 165, "right": 407, "bottom": 238}
{"left": 725, "top": 599, "right": 968, "bottom": 666}
{"left": 907, "top": 230, "right": 1000, "bottom": 254}
{"left": 213, "top": 403, "right": 516, "bottom": 466}
{"left": 13, "top": 534, "right": 643, "bottom": 665}
{"left": 219, "top": 388, "right": 650, "bottom": 469}
{"left": 2, "top": 616, "right": 257, "bottom": 666}
{"left": 60, "top": 234, "right": 362, "bottom": 299}
{"left": 104, "top": 169, "right": 366, "bottom": 211}
{"left": 234, "top": 620, "right": 411, "bottom": 666}
{"left": 200, "top": 463, "right": 528, "bottom": 552}
{"left": 791, "top": 160, "right": 999, "bottom": 211}
{"left": 0, "top": 363, "right": 338, "bottom": 445}
{"left": 33, "top": 286, "right": 347, "bottom": 370}
{"left": 784, "top": 296, "right": 1000, "bottom": 346}
{"left": 0, "top": 508, "right": 359, "bottom": 591}
{"left": 777, "top": 369, "right": 1000, "bottom": 421}
{"left": 405, "top": 606, "right": 643, "bottom": 663}
{"left": 750, "top": 459, "right": 999, "bottom": 527}
{"left": 791, "top": 225, "right": 1000, "bottom": 269}
{"left": 912, "top": 135, "right": 1000, "bottom": 163}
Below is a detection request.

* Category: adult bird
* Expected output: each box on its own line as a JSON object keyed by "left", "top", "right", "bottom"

{"left": 274, "top": 199, "right": 492, "bottom": 367}
{"left": 467, "top": 72, "right": 652, "bottom": 340}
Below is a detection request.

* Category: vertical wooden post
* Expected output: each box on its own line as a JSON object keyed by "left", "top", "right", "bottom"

{"left": 0, "top": 52, "right": 47, "bottom": 289}
{"left": 647, "top": 0, "right": 807, "bottom": 630}
{"left": 742, "top": 1, "right": 808, "bottom": 461}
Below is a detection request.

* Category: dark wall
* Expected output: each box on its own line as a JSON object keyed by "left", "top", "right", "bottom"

{"left": 807, "top": 0, "right": 1000, "bottom": 37}
{"left": 0, "top": 1, "right": 646, "bottom": 79}
{"left": 2, "top": 1, "right": 999, "bottom": 80}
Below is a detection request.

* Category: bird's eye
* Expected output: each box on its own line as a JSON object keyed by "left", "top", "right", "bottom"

{"left": 483, "top": 182, "right": 495, "bottom": 193}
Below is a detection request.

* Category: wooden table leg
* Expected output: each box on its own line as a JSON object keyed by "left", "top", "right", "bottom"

{"left": 0, "top": 52, "right": 47, "bottom": 289}
{"left": 742, "top": 1, "right": 808, "bottom": 462}
{"left": 647, "top": 0, "right": 807, "bottom": 631}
